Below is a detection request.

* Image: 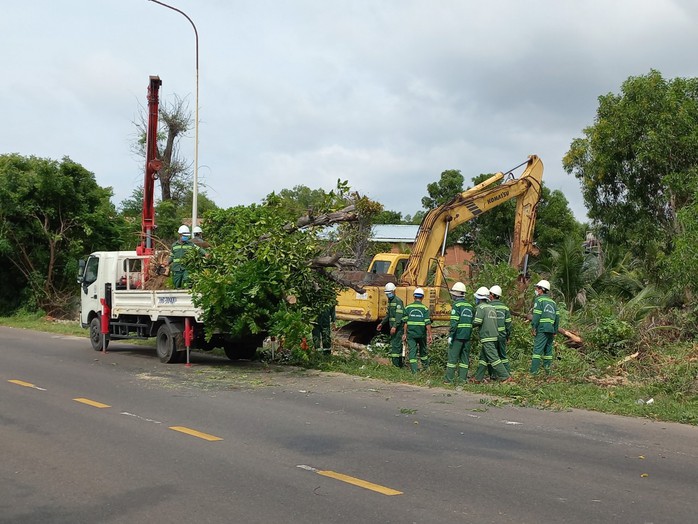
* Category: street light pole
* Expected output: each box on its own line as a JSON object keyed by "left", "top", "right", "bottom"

{"left": 147, "top": 0, "right": 199, "bottom": 232}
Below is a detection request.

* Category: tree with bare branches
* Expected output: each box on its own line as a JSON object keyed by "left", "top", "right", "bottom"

{"left": 133, "top": 94, "right": 193, "bottom": 203}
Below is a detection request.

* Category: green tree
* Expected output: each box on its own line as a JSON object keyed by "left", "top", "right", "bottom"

{"left": 266, "top": 184, "right": 339, "bottom": 217}
{"left": 661, "top": 180, "right": 698, "bottom": 301}
{"left": 0, "top": 154, "right": 124, "bottom": 315}
{"left": 406, "top": 210, "right": 426, "bottom": 225}
{"left": 563, "top": 69, "right": 698, "bottom": 271}
{"left": 118, "top": 186, "right": 220, "bottom": 249}
{"left": 533, "top": 188, "right": 584, "bottom": 267}
{"left": 421, "top": 169, "right": 464, "bottom": 210}
{"left": 373, "top": 209, "right": 403, "bottom": 224}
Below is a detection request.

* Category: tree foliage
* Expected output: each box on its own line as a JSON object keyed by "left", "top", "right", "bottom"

{"left": 373, "top": 209, "right": 404, "bottom": 224}
{"left": 421, "top": 169, "right": 464, "bottom": 210}
{"left": 563, "top": 69, "right": 698, "bottom": 270}
{"left": 267, "top": 184, "right": 341, "bottom": 218}
{"left": 118, "top": 187, "right": 219, "bottom": 249}
{"left": 661, "top": 184, "right": 698, "bottom": 301}
{"left": 190, "top": 184, "right": 380, "bottom": 354}
{"left": 0, "top": 154, "right": 124, "bottom": 315}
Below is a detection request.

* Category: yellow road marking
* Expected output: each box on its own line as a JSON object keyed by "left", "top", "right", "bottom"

{"left": 169, "top": 426, "right": 223, "bottom": 442}
{"left": 317, "top": 470, "right": 403, "bottom": 496}
{"left": 8, "top": 380, "right": 46, "bottom": 390}
{"left": 73, "top": 398, "right": 111, "bottom": 408}
{"left": 9, "top": 379, "right": 37, "bottom": 388}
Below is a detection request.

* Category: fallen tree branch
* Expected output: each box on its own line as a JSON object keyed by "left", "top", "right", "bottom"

{"left": 512, "top": 310, "right": 584, "bottom": 348}
{"left": 292, "top": 205, "right": 357, "bottom": 230}
{"left": 612, "top": 351, "right": 640, "bottom": 368}
{"left": 315, "top": 267, "right": 366, "bottom": 293}
{"left": 257, "top": 205, "right": 358, "bottom": 244}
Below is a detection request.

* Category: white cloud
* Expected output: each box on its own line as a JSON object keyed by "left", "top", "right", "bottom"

{"left": 3, "top": 0, "right": 698, "bottom": 224}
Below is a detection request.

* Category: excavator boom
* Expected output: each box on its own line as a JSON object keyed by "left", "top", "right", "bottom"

{"left": 400, "top": 155, "right": 543, "bottom": 286}
{"left": 334, "top": 155, "right": 543, "bottom": 341}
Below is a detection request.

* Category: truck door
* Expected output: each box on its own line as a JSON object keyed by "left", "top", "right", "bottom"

{"left": 79, "top": 255, "right": 101, "bottom": 327}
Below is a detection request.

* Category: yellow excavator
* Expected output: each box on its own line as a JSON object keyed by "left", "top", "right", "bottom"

{"left": 335, "top": 154, "right": 544, "bottom": 343}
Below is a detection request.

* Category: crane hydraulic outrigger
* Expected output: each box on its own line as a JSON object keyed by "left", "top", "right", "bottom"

{"left": 335, "top": 155, "right": 544, "bottom": 343}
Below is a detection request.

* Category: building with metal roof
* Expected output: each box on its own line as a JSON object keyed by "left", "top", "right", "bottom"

{"left": 370, "top": 224, "right": 419, "bottom": 243}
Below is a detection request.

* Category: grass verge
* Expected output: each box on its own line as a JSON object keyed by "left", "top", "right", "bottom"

{"left": 2, "top": 314, "right": 695, "bottom": 425}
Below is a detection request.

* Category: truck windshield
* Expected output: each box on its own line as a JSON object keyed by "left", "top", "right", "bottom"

{"left": 83, "top": 256, "right": 99, "bottom": 287}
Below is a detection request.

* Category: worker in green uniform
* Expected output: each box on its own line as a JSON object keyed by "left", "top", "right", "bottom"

{"left": 191, "top": 225, "right": 210, "bottom": 248}
{"left": 312, "top": 304, "right": 336, "bottom": 355}
{"left": 489, "top": 285, "right": 512, "bottom": 373}
{"left": 377, "top": 282, "right": 405, "bottom": 367}
{"left": 169, "top": 225, "right": 206, "bottom": 289}
{"left": 471, "top": 286, "right": 511, "bottom": 383}
{"left": 444, "top": 282, "right": 474, "bottom": 384}
{"left": 402, "top": 288, "right": 432, "bottom": 374}
{"left": 530, "top": 279, "right": 559, "bottom": 375}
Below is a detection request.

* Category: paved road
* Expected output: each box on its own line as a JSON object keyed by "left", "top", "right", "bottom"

{"left": 1, "top": 326, "right": 696, "bottom": 523}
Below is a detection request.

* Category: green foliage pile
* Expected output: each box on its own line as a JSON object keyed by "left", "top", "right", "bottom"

{"left": 189, "top": 183, "right": 381, "bottom": 363}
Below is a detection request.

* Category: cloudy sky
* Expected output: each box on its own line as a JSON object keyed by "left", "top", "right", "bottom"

{"left": 3, "top": 1, "right": 698, "bottom": 222}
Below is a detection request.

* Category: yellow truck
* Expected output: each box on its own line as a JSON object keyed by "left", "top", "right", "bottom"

{"left": 336, "top": 155, "right": 544, "bottom": 343}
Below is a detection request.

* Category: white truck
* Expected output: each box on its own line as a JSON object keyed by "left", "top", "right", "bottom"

{"left": 77, "top": 77, "right": 263, "bottom": 363}
{"left": 78, "top": 251, "right": 263, "bottom": 363}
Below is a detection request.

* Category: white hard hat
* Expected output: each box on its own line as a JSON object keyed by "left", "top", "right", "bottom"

{"left": 474, "top": 286, "right": 489, "bottom": 300}
{"left": 536, "top": 280, "right": 551, "bottom": 291}
{"left": 451, "top": 282, "right": 466, "bottom": 294}
{"left": 413, "top": 287, "right": 425, "bottom": 297}
{"left": 192, "top": 226, "right": 203, "bottom": 235}
{"left": 178, "top": 225, "right": 190, "bottom": 235}
{"left": 384, "top": 282, "right": 397, "bottom": 293}
{"left": 489, "top": 285, "right": 502, "bottom": 297}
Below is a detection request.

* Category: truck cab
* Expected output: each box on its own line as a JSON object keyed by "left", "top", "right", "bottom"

{"left": 78, "top": 251, "right": 141, "bottom": 328}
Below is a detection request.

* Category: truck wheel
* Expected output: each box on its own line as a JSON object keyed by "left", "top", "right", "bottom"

{"left": 90, "top": 317, "right": 109, "bottom": 351}
{"left": 156, "top": 323, "right": 181, "bottom": 363}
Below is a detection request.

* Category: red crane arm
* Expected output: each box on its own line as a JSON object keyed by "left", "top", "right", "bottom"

{"left": 137, "top": 75, "right": 163, "bottom": 256}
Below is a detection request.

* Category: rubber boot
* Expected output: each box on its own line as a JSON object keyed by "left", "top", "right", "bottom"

{"left": 444, "top": 363, "right": 456, "bottom": 383}
{"left": 457, "top": 364, "right": 469, "bottom": 382}
{"left": 473, "top": 361, "right": 488, "bottom": 381}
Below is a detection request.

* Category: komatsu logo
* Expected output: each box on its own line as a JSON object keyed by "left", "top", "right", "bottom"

{"left": 487, "top": 190, "right": 509, "bottom": 205}
{"left": 158, "top": 297, "right": 177, "bottom": 305}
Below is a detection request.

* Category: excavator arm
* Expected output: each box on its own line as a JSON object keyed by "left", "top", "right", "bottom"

{"left": 400, "top": 155, "right": 543, "bottom": 286}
